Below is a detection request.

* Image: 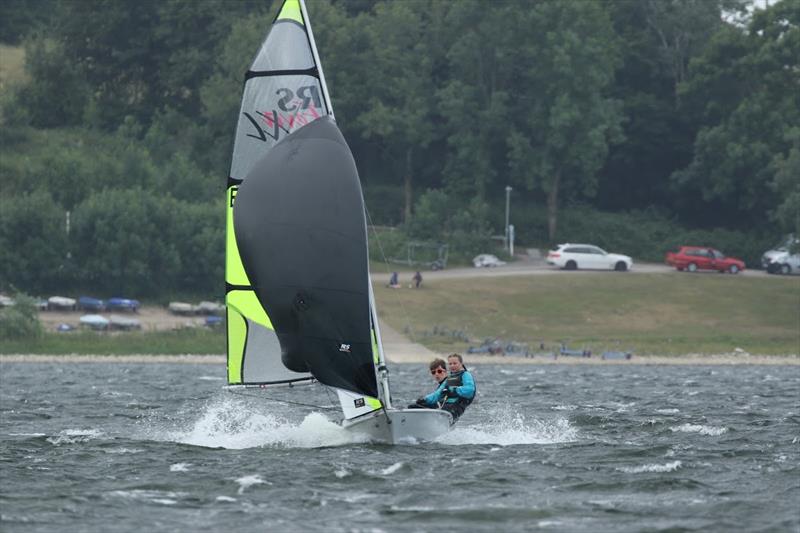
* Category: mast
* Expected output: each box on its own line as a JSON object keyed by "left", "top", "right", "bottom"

{"left": 300, "top": 0, "right": 391, "bottom": 408}
{"left": 299, "top": 0, "right": 335, "bottom": 119}
{"left": 368, "top": 277, "right": 393, "bottom": 409}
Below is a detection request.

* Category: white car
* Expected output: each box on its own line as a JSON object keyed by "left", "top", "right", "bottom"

{"left": 472, "top": 254, "right": 506, "bottom": 268}
{"left": 761, "top": 235, "right": 798, "bottom": 268}
{"left": 547, "top": 243, "right": 633, "bottom": 271}
{"left": 767, "top": 252, "right": 800, "bottom": 275}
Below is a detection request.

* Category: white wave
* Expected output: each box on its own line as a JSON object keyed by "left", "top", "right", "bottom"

{"left": 656, "top": 409, "right": 680, "bottom": 414}
{"left": 379, "top": 462, "right": 404, "bottom": 476}
{"left": 8, "top": 433, "right": 45, "bottom": 437}
{"left": 104, "top": 447, "right": 144, "bottom": 454}
{"left": 215, "top": 496, "right": 237, "bottom": 503}
{"left": 235, "top": 475, "right": 267, "bottom": 495}
{"left": 153, "top": 395, "right": 369, "bottom": 449}
{"left": 619, "top": 460, "right": 682, "bottom": 473}
{"left": 334, "top": 467, "right": 351, "bottom": 478}
{"left": 552, "top": 404, "right": 578, "bottom": 411}
{"left": 170, "top": 463, "right": 190, "bottom": 472}
{"left": 437, "top": 409, "right": 578, "bottom": 446}
{"left": 197, "top": 376, "right": 223, "bottom": 381}
{"left": 109, "top": 490, "right": 187, "bottom": 503}
{"left": 46, "top": 428, "right": 104, "bottom": 445}
{"left": 671, "top": 424, "right": 727, "bottom": 436}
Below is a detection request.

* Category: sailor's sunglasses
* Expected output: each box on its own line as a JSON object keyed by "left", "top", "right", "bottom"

{"left": 430, "top": 368, "right": 446, "bottom": 375}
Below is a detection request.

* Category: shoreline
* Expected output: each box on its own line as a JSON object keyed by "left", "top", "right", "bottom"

{"left": 1, "top": 353, "right": 797, "bottom": 365}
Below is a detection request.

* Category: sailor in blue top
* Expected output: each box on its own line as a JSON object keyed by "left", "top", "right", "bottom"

{"left": 419, "top": 353, "right": 475, "bottom": 422}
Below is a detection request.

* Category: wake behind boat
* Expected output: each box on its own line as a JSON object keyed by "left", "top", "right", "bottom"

{"left": 223, "top": 0, "right": 452, "bottom": 444}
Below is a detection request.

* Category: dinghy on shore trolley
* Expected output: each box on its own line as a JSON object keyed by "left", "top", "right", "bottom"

{"left": 223, "top": 0, "right": 451, "bottom": 444}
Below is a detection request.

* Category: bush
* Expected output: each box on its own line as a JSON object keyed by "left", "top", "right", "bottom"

{"left": 404, "top": 189, "right": 494, "bottom": 261}
{"left": 0, "top": 293, "right": 43, "bottom": 340}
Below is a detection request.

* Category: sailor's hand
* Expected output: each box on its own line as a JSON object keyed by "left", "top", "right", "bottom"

{"left": 441, "top": 388, "right": 450, "bottom": 397}
{"left": 415, "top": 397, "right": 426, "bottom": 406}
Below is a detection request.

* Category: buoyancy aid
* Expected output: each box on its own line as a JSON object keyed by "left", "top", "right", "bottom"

{"left": 445, "top": 370, "right": 475, "bottom": 405}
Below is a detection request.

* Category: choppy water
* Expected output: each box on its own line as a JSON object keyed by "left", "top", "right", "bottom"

{"left": 1, "top": 362, "right": 798, "bottom": 532}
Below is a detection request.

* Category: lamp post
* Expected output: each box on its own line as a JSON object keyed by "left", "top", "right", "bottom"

{"left": 504, "top": 186, "right": 512, "bottom": 253}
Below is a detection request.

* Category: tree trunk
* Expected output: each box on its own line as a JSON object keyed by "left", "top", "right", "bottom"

{"left": 546, "top": 171, "right": 561, "bottom": 241}
{"left": 403, "top": 147, "right": 413, "bottom": 223}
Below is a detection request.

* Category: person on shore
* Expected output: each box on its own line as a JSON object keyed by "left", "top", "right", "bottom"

{"left": 408, "top": 358, "right": 447, "bottom": 408}
{"left": 388, "top": 271, "right": 400, "bottom": 288}
{"left": 417, "top": 354, "right": 476, "bottom": 422}
{"left": 412, "top": 271, "right": 422, "bottom": 288}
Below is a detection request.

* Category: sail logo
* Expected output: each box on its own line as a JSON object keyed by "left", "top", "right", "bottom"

{"left": 339, "top": 343, "right": 351, "bottom": 352}
{"left": 244, "top": 85, "right": 322, "bottom": 142}
{"left": 353, "top": 398, "right": 365, "bottom": 408}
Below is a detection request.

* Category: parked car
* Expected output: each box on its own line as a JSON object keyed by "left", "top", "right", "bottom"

{"left": 472, "top": 254, "right": 507, "bottom": 268}
{"left": 665, "top": 246, "right": 745, "bottom": 274}
{"left": 766, "top": 252, "right": 800, "bottom": 275}
{"left": 761, "top": 234, "right": 799, "bottom": 269}
{"left": 106, "top": 297, "right": 140, "bottom": 312}
{"left": 546, "top": 244, "right": 632, "bottom": 271}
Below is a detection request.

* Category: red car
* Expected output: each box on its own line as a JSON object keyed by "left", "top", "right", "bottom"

{"left": 665, "top": 246, "right": 745, "bottom": 274}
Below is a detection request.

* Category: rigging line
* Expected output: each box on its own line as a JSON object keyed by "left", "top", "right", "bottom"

{"left": 322, "top": 385, "right": 337, "bottom": 410}
{"left": 227, "top": 388, "right": 338, "bottom": 411}
{"left": 364, "top": 206, "right": 421, "bottom": 346}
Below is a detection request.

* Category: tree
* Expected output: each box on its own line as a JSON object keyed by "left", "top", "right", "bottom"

{"left": 674, "top": 0, "right": 800, "bottom": 229}
{"left": 0, "top": 190, "right": 68, "bottom": 293}
{"left": 355, "top": 0, "right": 441, "bottom": 222}
{"left": 504, "top": 0, "right": 623, "bottom": 241}
{"left": 15, "top": 37, "right": 88, "bottom": 128}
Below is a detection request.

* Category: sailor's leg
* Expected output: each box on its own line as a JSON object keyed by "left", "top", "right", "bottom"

{"left": 442, "top": 401, "right": 466, "bottom": 421}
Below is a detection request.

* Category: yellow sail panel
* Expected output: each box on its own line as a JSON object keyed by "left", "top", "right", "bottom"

{"left": 227, "top": 290, "right": 273, "bottom": 330}
{"left": 226, "top": 307, "right": 247, "bottom": 384}
{"left": 226, "top": 187, "right": 251, "bottom": 286}
{"left": 371, "top": 328, "right": 380, "bottom": 364}
{"left": 276, "top": 0, "right": 303, "bottom": 24}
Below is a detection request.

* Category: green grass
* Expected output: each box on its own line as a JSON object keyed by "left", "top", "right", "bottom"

{"left": 374, "top": 273, "right": 800, "bottom": 356}
{"left": 1, "top": 328, "right": 224, "bottom": 355}
{"left": 4, "top": 273, "right": 798, "bottom": 357}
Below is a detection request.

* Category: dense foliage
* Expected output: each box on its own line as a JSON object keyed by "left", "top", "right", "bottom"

{"left": 0, "top": 0, "right": 797, "bottom": 296}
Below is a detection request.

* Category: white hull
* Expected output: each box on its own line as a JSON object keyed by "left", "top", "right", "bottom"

{"left": 341, "top": 408, "right": 452, "bottom": 444}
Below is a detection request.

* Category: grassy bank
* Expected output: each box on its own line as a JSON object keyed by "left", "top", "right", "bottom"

{"left": 1, "top": 328, "right": 224, "bottom": 355}
{"left": 374, "top": 273, "right": 800, "bottom": 356}
{"left": 4, "top": 272, "right": 797, "bottom": 357}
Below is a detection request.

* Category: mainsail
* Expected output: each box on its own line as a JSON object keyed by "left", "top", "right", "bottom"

{"left": 226, "top": 0, "right": 386, "bottom": 414}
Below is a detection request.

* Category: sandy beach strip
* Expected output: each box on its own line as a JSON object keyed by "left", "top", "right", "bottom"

{"left": 1, "top": 353, "right": 797, "bottom": 365}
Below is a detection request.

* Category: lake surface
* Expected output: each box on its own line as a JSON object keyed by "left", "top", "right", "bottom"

{"left": 1, "top": 362, "right": 798, "bottom": 532}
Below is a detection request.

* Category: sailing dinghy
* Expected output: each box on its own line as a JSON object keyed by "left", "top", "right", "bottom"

{"left": 224, "top": 0, "right": 452, "bottom": 444}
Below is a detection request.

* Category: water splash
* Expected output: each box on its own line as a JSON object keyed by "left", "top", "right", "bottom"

{"left": 149, "top": 395, "right": 368, "bottom": 449}
{"left": 437, "top": 409, "right": 578, "bottom": 446}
